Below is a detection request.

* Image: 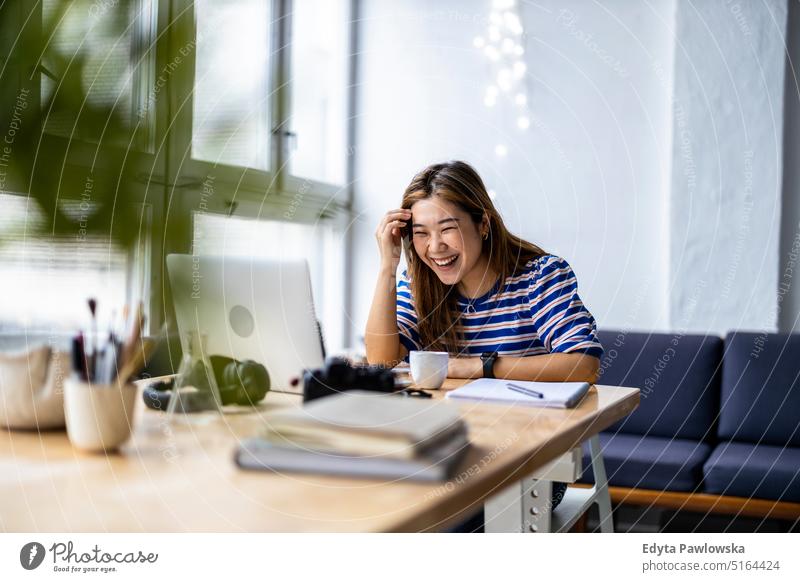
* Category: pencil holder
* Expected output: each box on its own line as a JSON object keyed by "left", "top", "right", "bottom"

{"left": 64, "top": 378, "right": 138, "bottom": 453}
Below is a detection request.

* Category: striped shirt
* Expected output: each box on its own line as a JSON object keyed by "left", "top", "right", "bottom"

{"left": 396, "top": 254, "right": 603, "bottom": 359}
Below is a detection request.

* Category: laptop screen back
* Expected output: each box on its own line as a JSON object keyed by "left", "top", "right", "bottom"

{"left": 166, "top": 254, "right": 324, "bottom": 393}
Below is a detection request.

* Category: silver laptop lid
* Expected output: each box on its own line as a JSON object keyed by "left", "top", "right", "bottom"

{"left": 166, "top": 254, "right": 324, "bottom": 393}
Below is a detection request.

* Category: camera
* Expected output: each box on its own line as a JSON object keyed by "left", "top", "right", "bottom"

{"left": 302, "top": 357, "right": 397, "bottom": 403}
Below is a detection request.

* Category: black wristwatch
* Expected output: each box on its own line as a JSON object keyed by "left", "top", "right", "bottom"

{"left": 480, "top": 351, "right": 499, "bottom": 379}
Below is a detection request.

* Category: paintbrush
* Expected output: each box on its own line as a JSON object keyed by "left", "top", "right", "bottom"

{"left": 115, "top": 337, "right": 156, "bottom": 385}
{"left": 87, "top": 298, "right": 98, "bottom": 381}
{"left": 121, "top": 302, "right": 144, "bottom": 368}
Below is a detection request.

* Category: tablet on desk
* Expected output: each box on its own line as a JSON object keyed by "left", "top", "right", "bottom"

{"left": 166, "top": 254, "right": 325, "bottom": 394}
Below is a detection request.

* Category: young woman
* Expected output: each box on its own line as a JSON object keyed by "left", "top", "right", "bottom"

{"left": 365, "top": 160, "right": 603, "bottom": 382}
{"left": 365, "top": 161, "right": 603, "bottom": 529}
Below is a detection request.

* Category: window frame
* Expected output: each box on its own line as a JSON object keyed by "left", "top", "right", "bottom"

{"left": 164, "top": 0, "right": 352, "bottom": 218}
{"left": 162, "top": 0, "right": 356, "bottom": 348}
{"left": 1, "top": 0, "right": 357, "bottom": 347}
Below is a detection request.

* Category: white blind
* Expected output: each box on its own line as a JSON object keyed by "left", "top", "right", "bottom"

{"left": 0, "top": 193, "right": 129, "bottom": 332}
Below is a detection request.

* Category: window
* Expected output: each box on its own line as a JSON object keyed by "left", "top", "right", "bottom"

{"left": 169, "top": 0, "right": 354, "bottom": 348}
{"left": 192, "top": 0, "right": 271, "bottom": 169}
{"left": 288, "top": 0, "right": 350, "bottom": 185}
{"left": 1, "top": 0, "right": 354, "bottom": 349}
{"left": 171, "top": 0, "right": 352, "bottom": 198}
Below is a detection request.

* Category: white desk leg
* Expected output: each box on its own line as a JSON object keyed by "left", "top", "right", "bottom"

{"left": 523, "top": 479, "right": 553, "bottom": 533}
{"left": 588, "top": 434, "right": 614, "bottom": 533}
{"left": 484, "top": 479, "right": 553, "bottom": 533}
{"left": 484, "top": 435, "right": 614, "bottom": 533}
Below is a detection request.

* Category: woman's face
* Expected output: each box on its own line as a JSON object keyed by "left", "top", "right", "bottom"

{"left": 409, "top": 196, "right": 487, "bottom": 286}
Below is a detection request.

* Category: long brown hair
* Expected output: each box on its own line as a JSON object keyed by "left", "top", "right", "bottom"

{"left": 401, "top": 161, "right": 546, "bottom": 354}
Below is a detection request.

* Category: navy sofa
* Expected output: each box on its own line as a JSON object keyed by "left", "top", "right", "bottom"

{"left": 577, "top": 330, "right": 800, "bottom": 517}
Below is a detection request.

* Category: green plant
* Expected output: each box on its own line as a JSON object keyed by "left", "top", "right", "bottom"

{"left": 1, "top": 0, "right": 152, "bottom": 248}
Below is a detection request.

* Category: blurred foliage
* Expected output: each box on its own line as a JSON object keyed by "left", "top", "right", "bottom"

{"left": 0, "top": 0, "right": 148, "bottom": 248}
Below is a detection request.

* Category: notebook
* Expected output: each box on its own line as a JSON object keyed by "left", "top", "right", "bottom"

{"left": 259, "top": 390, "right": 465, "bottom": 457}
{"left": 234, "top": 391, "right": 470, "bottom": 481}
{"left": 445, "top": 378, "right": 590, "bottom": 409}
{"left": 236, "top": 430, "right": 469, "bottom": 482}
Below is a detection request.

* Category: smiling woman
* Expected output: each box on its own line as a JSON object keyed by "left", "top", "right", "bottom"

{"left": 365, "top": 160, "right": 603, "bottom": 384}
{"left": 364, "top": 160, "right": 604, "bottom": 527}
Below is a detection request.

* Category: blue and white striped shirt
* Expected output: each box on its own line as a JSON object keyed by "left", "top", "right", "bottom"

{"left": 396, "top": 254, "right": 603, "bottom": 359}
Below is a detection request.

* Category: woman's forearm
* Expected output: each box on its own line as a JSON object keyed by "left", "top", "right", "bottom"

{"left": 365, "top": 268, "right": 404, "bottom": 365}
{"left": 496, "top": 353, "right": 599, "bottom": 382}
{"left": 448, "top": 353, "right": 600, "bottom": 383}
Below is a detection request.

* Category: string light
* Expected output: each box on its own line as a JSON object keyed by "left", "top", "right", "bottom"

{"left": 493, "top": 0, "right": 516, "bottom": 9}
{"left": 504, "top": 12, "right": 523, "bottom": 35}
{"left": 497, "top": 68, "right": 512, "bottom": 91}
{"left": 476, "top": 0, "right": 530, "bottom": 142}
{"left": 495, "top": 144, "right": 508, "bottom": 157}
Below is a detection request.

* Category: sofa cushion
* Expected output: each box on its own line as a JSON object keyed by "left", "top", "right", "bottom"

{"left": 703, "top": 442, "right": 800, "bottom": 502}
{"left": 596, "top": 330, "right": 722, "bottom": 441}
{"left": 578, "top": 432, "right": 712, "bottom": 492}
{"left": 720, "top": 332, "right": 800, "bottom": 447}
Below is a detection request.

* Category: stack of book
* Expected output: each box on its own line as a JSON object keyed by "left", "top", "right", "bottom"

{"left": 235, "top": 391, "right": 470, "bottom": 482}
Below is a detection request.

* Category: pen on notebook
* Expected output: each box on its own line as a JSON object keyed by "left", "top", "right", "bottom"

{"left": 506, "top": 382, "right": 544, "bottom": 399}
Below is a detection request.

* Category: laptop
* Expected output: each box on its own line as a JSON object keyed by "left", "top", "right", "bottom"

{"left": 166, "top": 254, "right": 325, "bottom": 393}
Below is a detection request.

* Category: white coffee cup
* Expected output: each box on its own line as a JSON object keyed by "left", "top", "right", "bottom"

{"left": 64, "top": 378, "right": 138, "bottom": 453}
{"left": 409, "top": 351, "right": 449, "bottom": 389}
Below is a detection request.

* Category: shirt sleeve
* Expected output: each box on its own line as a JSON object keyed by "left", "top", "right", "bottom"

{"left": 528, "top": 256, "right": 604, "bottom": 359}
{"left": 396, "top": 271, "right": 422, "bottom": 355}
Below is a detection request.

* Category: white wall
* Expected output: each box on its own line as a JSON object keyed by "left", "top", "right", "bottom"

{"left": 349, "top": 0, "right": 676, "bottom": 345}
{"left": 669, "top": 0, "right": 788, "bottom": 334}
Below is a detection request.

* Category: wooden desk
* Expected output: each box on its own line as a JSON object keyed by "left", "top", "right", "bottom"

{"left": 0, "top": 381, "right": 638, "bottom": 532}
